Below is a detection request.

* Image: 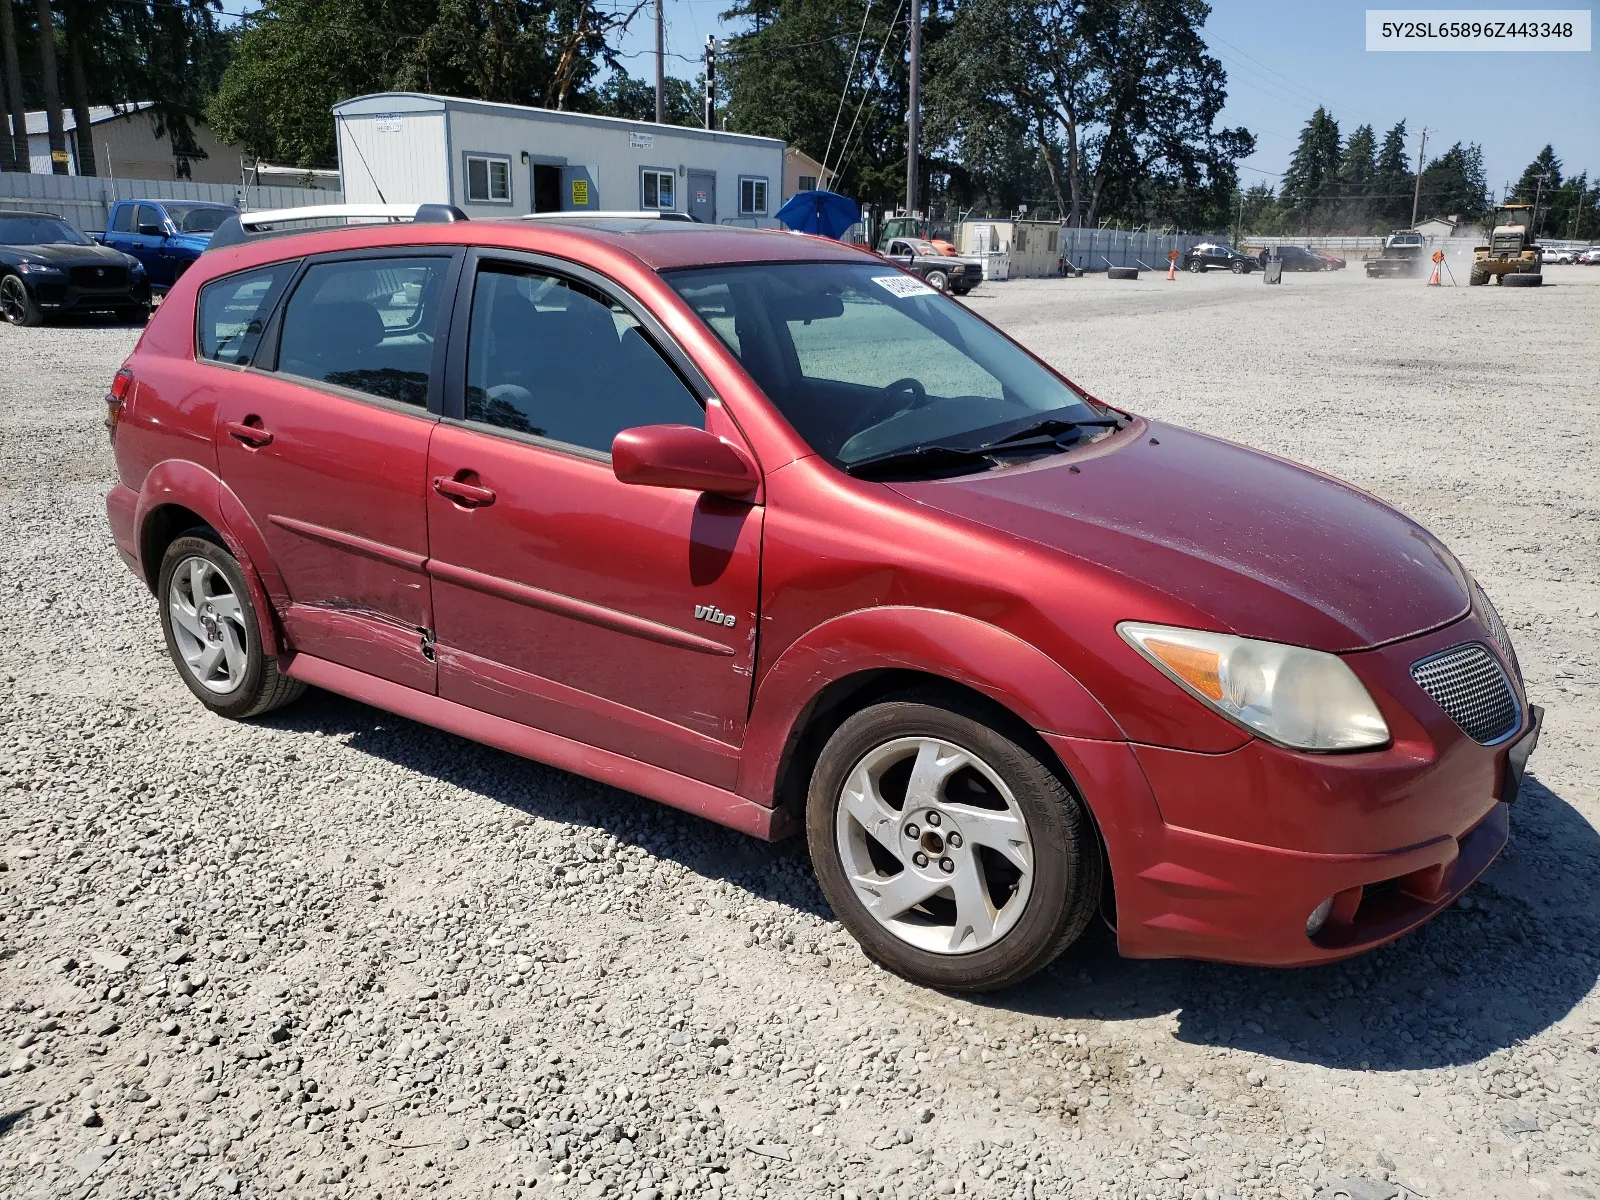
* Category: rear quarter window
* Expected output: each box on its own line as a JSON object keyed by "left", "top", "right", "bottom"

{"left": 196, "top": 263, "right": 297, "bottom": 366}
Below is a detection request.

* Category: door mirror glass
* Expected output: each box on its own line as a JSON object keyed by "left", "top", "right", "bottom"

{"left": 612, "top": 425, "right": 758, "bottom": 498}
{"left": 138, "top": 224, "right": 165, "bottom": 238}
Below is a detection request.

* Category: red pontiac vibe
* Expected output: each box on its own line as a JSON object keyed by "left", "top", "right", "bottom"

{"left": 103, "top": 206, "right": 1541, "bottom": 991}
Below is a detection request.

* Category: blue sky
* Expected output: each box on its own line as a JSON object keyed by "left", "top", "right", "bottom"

{"left": 617, "top": 0, "right": 1598, "bottom": 197}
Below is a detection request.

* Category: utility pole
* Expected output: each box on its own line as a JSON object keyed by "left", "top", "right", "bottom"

{"left": 905, "top": 0, "right": 921, "bottom": 214}
{"left": 654, "top": 0, "right": 664, "bottom": 124}
{"left": 1235, "top": 190, "right": 1245, "bottom": 246}
{"left": 1531, "top": 171, "right": 1549, "bottom": 237}
{"left": 1408, "top": 126, "right": 1429, "bottom": 228}
{"left": 703, "top": 36, "right": 715, "bottom": 130}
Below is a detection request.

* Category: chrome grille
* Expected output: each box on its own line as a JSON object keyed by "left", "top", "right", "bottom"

{"left": 1473, "top": 583, "right": 1521, "bottom": 681}
{"left": 1410, "top": 643, "right": 1518, "bottom": 744}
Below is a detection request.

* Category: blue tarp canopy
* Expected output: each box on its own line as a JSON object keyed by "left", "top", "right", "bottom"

{"left": 775, "top": 190, "right": 860, "bottom": 240}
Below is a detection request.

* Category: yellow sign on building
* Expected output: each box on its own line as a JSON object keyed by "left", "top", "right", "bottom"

{"left": 571, "top": 179, "right": 589, "bottom": 207}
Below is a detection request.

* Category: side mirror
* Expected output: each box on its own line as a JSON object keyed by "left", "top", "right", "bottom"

{"left": 612, "top": 425, "right": 759, "bottom": 499}
{"left": 138, "top": 224, "right": 165, "bottom": 238}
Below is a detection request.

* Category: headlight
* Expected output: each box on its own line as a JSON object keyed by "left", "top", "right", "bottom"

{"left": 17, "top": 261, "right": 64, "bottom": 276}
{"left": 127, "top": 258, "right": 146, "bottom": 275}
{"left": 1118, "top": 622, "right": 1390, "bottom": 751}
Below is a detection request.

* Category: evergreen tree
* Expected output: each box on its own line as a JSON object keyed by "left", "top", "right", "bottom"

{"left": 1373, "top": 119, "right": 1412, "bottom": 228}
{"left": 1417, "top": 141, "right": 1488, "bottom": 226}
{"left": 1510, "top": 144, "right": 1563, "bottom": 236}
{"left": 1279, "top": 106, "right": 1340, "bottom": 233}
{"left": 1336, "top": 123, "right": 1375, "bottom": 230}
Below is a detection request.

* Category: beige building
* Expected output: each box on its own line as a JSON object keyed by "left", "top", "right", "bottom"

{"left": 24, "top": 103, "right": 242, "bottom": 184}
{"left": 783, "top": 146, "right": 833, "bottom": 199}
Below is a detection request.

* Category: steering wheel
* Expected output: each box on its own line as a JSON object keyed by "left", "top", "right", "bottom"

{"left": 883, "top": 376, "right": 932, "bottom": 414}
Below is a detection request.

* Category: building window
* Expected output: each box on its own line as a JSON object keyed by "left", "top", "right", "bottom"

{"left": 798, "top": 174, "right": 816, "bottom": 193}
{"left": 740, "top": 176, "right": 768, "bottom": 215}
{"left": 642, "top": 169, "right": 676, "bottom": 210}
{"left": 465, "top": 154, "right": 512, "bottom": 204}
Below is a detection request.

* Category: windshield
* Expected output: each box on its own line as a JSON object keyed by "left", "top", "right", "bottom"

{"left": 667, "top": 261, "right": 1101, "bottom": 469}
{"left": 163, "top": 204, "right": 234, "bottom": 234}
{"left": 0, "top": 216, "right": 91, "bottom": 246}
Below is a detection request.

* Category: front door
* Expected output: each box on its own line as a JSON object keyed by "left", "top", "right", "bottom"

{"left": 687, "top": 171, "right": 716, "bottom": 224}
{"left": 211, "top": 250, "right": 461, "bottom": 692}
{"left": 532, "top": 163, "right": 562, "bottom": 213}
{"left": 425, "top": 254, "right": 761, "bottom": 787}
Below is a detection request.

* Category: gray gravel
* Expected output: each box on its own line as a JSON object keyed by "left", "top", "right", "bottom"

{"left": 2, "top": 265, "right": 1598, "bottom": 1200}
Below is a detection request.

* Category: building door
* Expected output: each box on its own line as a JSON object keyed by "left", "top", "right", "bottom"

{"left": 532, "top": 163, "right": 562, "bottom": 213}
{"left": 687, "top": 171, "right": 716, "bottom": 223}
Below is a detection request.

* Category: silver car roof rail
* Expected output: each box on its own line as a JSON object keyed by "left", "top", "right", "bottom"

{"left": 515, "top": 211, "right": 696, "bottom": 223}
{"left": 206, "top": 203, "right": 469, "bottom": 253}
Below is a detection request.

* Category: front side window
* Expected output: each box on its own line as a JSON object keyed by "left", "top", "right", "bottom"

{"left": 465, "top": 154, "right": 512, "bottom": 204}
{"left": 668, "top": 262, "right": 1101, "bottom": 471}
{"left": 739, "top": 176, "right": 768, "bottom": 215}
{"left": 164, "top": 204, "right": 234, "bottom": 234}
{"left": 136, "top": 205, "right": 165, "bottom": 233}
{"left": 464, "top": 263, "right": 703, "bottom": 454}
{"left": 642, "top": 169, "right": 675, "bottom": 210}
{"left": 276, "top": 256, "right": 449, "bottom": 406}
{"left": 197, "top": 262, "right": 297, "bottom": 366}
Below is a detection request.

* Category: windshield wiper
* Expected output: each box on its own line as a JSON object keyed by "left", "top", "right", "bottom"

{"left": 844, "top": 413, "right": 1128, "bottom": 480}
{"left": 843, "top": 443, "right": 998, "bottom": 479}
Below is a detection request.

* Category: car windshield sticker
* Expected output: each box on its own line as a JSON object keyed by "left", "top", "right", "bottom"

{"left": 872, "top": 274, "right": 936, "bottom": 299}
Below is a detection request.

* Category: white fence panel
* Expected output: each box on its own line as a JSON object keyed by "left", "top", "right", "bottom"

{"left": 0, "top": 173, "right": 342, "bottom": 232}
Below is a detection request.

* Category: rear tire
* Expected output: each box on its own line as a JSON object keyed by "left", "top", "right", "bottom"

{"left": 157, "top": 533, "right": 305, "bottom": 720}
{"left": 1186, "top": 260, "right": 1202, "bottom": 273}
{"left": 1469, "top": 268, "right": 1488, "bottom": 286}
{"left": 925, "top": 269, "right": 950, "bottom": 292}
{"left": 0, "top": 273, "right": 43, "bottom": 326}
{"left": 806, "top": 694, "right": 1102, "bottom": 992}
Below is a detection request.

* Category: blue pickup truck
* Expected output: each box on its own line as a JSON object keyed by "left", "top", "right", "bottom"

{"left": 94, "top": 200, "right": 236, "bottom": 291}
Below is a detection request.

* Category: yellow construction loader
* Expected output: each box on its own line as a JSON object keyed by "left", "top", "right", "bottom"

{"left": 1471, "top": 205, "right": 1543, "bottom": 286}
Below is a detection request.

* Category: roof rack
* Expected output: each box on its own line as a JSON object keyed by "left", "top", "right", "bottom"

{"left": 206, "top": 203, "right": 469, "bottom": 253}
{"left": 515, "top": 210, "right": 696, "bottom": 223}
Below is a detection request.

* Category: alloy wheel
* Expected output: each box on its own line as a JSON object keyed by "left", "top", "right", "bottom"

{"left": 834, "top": 736, "right": 1034, "bottom": 954}
{"left": 166, "top": 555, "right": 249, "bottom": 694}
{"left": 0, "top": 275, "right": 30, "bottom": 323}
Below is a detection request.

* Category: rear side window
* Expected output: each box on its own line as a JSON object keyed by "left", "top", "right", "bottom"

{"left": 196, "top": 263, "right": 296, "bottom": 366}
{"left": 276, "top": 257, "right": 450, "bottom": 407}
{"left": 112, "top": 205, "right": 135, "bottom": 233}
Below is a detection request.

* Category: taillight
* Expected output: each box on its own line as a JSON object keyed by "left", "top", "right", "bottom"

{"left": 105, "top": 367, "right": 134, "bottom": 441}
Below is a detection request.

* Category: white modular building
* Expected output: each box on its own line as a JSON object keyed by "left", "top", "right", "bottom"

{"left": 332, "top": 93, "right": 787, "bottom": 225}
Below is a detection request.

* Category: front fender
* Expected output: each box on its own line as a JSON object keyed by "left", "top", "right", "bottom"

{"left": 736, "top": 605, "right": 1125, "bottom": 804}
{"left": 135, "top": 460, "right": 283, "bottom": 657}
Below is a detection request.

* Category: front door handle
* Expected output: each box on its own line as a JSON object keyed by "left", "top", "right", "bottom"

{"left": 433, "top": 476, "right": 496, "bottom": 507}
{"left": 226, "top": 419, "right": 273, "bottom": 448}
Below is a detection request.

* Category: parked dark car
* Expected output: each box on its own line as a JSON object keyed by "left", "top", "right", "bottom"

{"left": 1181, "top": 243, "right": 1256, "bottom": 273}
{"left": 95, "top": 200, "right": 236, "bottom": 290}
{"left": 1274, "top": 245, "right": 1334, "bottom": 272}
{"left": 0, "top": 211, "right": 151, "bottom": 326}
{"left": 881, "top": 238, "right": 980, "bottom": 294}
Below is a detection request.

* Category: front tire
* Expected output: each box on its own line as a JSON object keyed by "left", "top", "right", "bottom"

{"left": 157, "top": 533, "right": 305, "bottom": 720}
{"left": 0, "top": 274, "right": 43, "bottom": 326}
{"left": 1230, "top": 260, "right": 1245, "bottom": 274}
{"left": 806, "top": 695, "right": 1102, "bottom": 992}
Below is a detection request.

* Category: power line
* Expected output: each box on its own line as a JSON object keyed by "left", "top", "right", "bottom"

{"left": 822, "top": 0, "right": 876, "bottom": 176}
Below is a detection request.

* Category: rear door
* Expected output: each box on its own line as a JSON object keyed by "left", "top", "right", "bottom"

{"left": 424, "top": 251, "right": 762, "bottom": 787}
{"left": 210, "top": 248, "right": 464, "bottom": 692}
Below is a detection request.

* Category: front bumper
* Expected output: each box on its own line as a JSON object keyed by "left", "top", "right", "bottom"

{"left": 1042, "top": 618, "right": 1540, "bottom": 968}
{"left": 30, "top": 278, "right": 151, "bottom": 312}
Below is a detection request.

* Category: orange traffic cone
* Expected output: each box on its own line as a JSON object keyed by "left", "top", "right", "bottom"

{"left": 1166, "top": 258, "right": 1177, "bottom": 281}
{"left": 1428, "top": 263, "right": 1441, "bottom": 286}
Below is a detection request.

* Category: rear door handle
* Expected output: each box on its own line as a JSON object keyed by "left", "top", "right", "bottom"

{"left": 433, "top": 476, "right": 496, "bottom": 507}
{"left": 226, "top": 420, "right": 273, "bottom": 448}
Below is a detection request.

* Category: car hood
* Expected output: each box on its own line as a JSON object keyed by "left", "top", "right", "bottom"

{"left": 890, "top": 421, "right": 1469, "bottom": 652}
{"left": 169, "top": 232, "right": 213, "bottom": 254}
{"left": 6, "top": 241, "right": 134, "bottom": 267}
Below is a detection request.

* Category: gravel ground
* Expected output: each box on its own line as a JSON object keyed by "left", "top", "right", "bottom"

{"left": 2, "top": 265, "right": 1597, "bottom": 1200}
